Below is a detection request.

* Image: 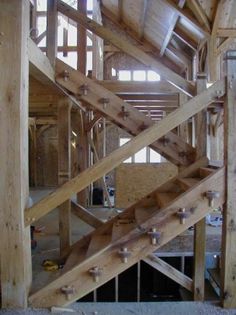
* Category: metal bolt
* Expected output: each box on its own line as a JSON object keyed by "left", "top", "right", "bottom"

{"left": 80, "top": 84, "right": 89, "bottom": 96}
{"left": 62, "top": 70, "right": 70, "bottom": 81}
{"left": 100, "top": 97, "right": 110, "bottom": 109}
{"left": 118, "top": 247, "right": 131, "bottom": 263}
{"left": 147, "top": 228, "right": 161, "bottom": 245}
{"left": 60, "top": 285, "right": 75, "bottom": 300}
{"left": 176, "top": 208, "right": 188, "bottom": 224}
{"left": 89, "top": 266, "right": 102, "bottom": 282}
{"left": 205, "top": 190, "right": 220, "bottom": 207}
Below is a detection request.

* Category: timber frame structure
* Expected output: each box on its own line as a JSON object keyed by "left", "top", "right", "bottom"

{"left": 1, "top": 0, "right": 236, "bottom": 309}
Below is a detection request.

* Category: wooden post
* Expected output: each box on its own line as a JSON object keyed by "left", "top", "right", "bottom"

{"left": 58, "top": 98, "right": 72, "bottom": 256}
{"left": 193, "top": 73, "right": 207, "bottom": 301}
{"left": 77, "top": 0, "right": 87, "bottom": 73}
{"left": 77, "top": 111, "right": 89, "bottom": 207}
{"left": 46, "top": 0, "right": 58, "bottom": 67}
{"left": 221, "top": 51, "right": 236, "bottom": 308}
{"left": 179, "top": 93, "right": 189, "bottom": 143}
{"left": 0, "top": 0, "right": 32, "bottom": 307}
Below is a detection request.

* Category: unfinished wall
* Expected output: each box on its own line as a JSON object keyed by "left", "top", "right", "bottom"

{"left": 115, "top": 163, "right": 178, "bottom": 208}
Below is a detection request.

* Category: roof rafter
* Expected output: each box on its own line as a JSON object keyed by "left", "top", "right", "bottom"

{"left": 186, "top": 0, "right": 211, "bottom": 33}
{"left": 160, "top": 0, "right": 186, "bottom": 57}
{"left": 58, "top": 0, "right": 194, "bottom": 96}
{"left": 138, "top": 0, "right": 148, "bottom": 39}
{"left": 162, "top": 0, "right": 210, "bottom": 37}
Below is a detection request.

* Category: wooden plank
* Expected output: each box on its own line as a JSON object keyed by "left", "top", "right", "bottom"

{"left": 0, "top": 0, "right": 32, "bottom": 307}
{"left": 162, "top": 0, "right": 210, "bottom": 36}
{"left": 56, "top": 59, "right": 195, "bottom": 166}
{"left": 101, "top": 5, "right": 182, "bottom": 74}
{"left": 89, "top": 138, "right": 112, "bottom": 208}
{"left": 58, "top": 98, "right": 72, "bottom": 256}
{"left": 193, "top": 73, "right": 207, "bottom": 301}
{"left": 77, "top": 0, "right": 87, "bottom": 72}
{"left": 71, "top": 201, "right": 103, "bottom": 229}
{"left": 187, "top": 0, "right": 211, "bottom": 33}
{"left": 221, "top": 51, "right": 236, "bottom": 308}
{"left": 76, "top": 110, "right": 89, "bottom": 207}
{"left": 138, "top": 0, "right": 148, "bottom": 39}
{"left": 99, "top": 80, "right": 180, "bottom": 94}
{"left": 29, "top": 38, "right": 55, "bottom": 83}
{"left": 25, "top": 79, "right": 225, "bottom": 226}
{"left": 57, "top": 0, "right": 195, "bottom": 96}
{"left": 216, "top": 38, "right": 235, "bottom": 56}
{"left": 144, "top": 255, "right": 193, "bottom": 292}
{"left": 46, "top": 0, "right": 58, "bottom": 67}
{"left": 217, "top": 29, "right": 236, "bottom": 37}
{"left": 28, "top": 167, "right": 225, "bottom": 307}
{"left": 86, "top": 235, "right": 111, "bottom": 258}
{"left": 208, "top": 0, "right": 224, "bottom": 82}
{"left": 173, "top": 25, "right": 198, "bottom": 51}
{"left": 160, "top": 0, "right": 186, "bottom": 56}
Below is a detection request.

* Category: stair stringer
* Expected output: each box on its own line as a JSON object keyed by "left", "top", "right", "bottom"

{"left": 56, "top": 59, "right": 196, "bottom": 166}
{"left": 29, "top": 165, "right": 224, "bottom": 307}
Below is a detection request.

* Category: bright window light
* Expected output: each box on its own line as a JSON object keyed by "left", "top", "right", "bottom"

{"left": 86, "top": 51, "right": 93, "bottom": 72}
{"left": 57, "top": 52, "right": 77, "bottom": 69}
{"left": 135, "top": 147, "right": 147, "bottom": 163}
{"left": 133, "top": 70, "right": 146, "bottom": 81}
{"left": 119, "top": 138, "right": 132, "bottom": 163}
{"left": 68, "top": 23, "right": 77, "bottom": 46}
{"left": 87, "top": 0, "right": 94, "bottom": 10}
{"left": 118, "top": 70, "right": 131, "bottom": 81}
{"left": 87, "top": 36, "right": 93, "bottom": 46}
{"left": 36, "top": 0, "right": 47, "bottom": 11}
{"left": 112, "top": 68, "right": 117, "bottom": 77}
{"left": 150, "top": 149, "right": 161, "bottom": 163}
{"left": 61, "top": 0, "right": 77, "bottom": 9}
{"left": 147, "top": 70, "right": 160, "bottom": 81}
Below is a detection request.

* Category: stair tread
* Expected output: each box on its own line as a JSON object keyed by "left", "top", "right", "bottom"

{"left": 86, "top": 235, "right": 111, "bottom": 258}
{"left": 199, "top": 167, "right": 215, "bottom": 178}
{"left": 177, "top": 177, "right": 201, "bottom": 189}
{"left": 135, "top": 206, "right": 158, "bottom": 224}
{"left": 156, "top": 192, "right": 180, "bottom": 208}
{"left": 63, "top": 246, "right": 88, "bottom": 273}
{"left": 112, "top": 219, "right": 136, "bottom": 241}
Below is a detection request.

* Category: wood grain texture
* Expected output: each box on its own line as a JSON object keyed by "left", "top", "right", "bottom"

{"left": 115, "top": 163, "right": 178, "bottom": 208}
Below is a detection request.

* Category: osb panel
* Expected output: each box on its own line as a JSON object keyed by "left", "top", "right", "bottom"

{"left": 115, "top": 163, "right": 178, "bottom": 208}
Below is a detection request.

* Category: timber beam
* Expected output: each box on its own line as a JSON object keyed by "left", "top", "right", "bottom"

{"left": 56, "top": 59, "right": 195, "bottom": 166}
{"left": 57, "top": 0, "right": 195, "bottom": 96}
{"left": 24, "top": 79, "right": 225, "bottom": 226}
{"left": 143, "top": 254, "right": 193, "bottom": 292}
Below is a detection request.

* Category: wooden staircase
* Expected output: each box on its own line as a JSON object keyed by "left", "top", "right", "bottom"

{"left": 29, "top": 159, "right": 225, "bottom": 307}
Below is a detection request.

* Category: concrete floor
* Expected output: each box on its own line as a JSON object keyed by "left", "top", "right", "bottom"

{"left": 0, "top": 302, "right": 236, "bottom": 315}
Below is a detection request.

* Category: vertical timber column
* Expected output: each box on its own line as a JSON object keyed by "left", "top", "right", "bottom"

{"left": 179, "top": 93, "right": 189, "bottom": 143}
{"left": 77, "top": 111, "right": 89, "bottom": 207}
{"left": 193, "top": 73, "right": 207, "bottom": 301}
{"left": 77, "top": 0, "right": 87, "bottom": 73}
{"left": 58, "top": 98, "right": 72, "bottom": 256}
{"left": 221, "top": 51, "right": 236, "bottom": 308}
{"left": 0, "top": 0, "right": 32, "bottom": 307}
{"left": 46, "top": 0, "right": 58, "bottom": 67}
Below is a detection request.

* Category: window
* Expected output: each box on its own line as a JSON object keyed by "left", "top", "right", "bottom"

{"left": 133, "top": 70, "right": 146, "bottom": 81}
{"left": 118, "top": 70, "right": 131, "bottom": 81}
{"left": 119, "top": 137, "right": 162, "bottom": 163}
{"left": 118, "top": 70, "right": 160, "bottom": 81}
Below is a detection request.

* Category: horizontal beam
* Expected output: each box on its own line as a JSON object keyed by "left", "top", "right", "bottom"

{"left": 217, "top": 29, "right": 236, "bottom": 37}
{"left": 143, "top": 254, "right": 193, "bottom": 292}
{"left": 99, "top": 81, "right": 180, "bottom": 94}
{"left": 24, "top": 79, "right": 225, "bottom": 226}
{"left": 57, "top": 0, "right": 195, "bottom": 96}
